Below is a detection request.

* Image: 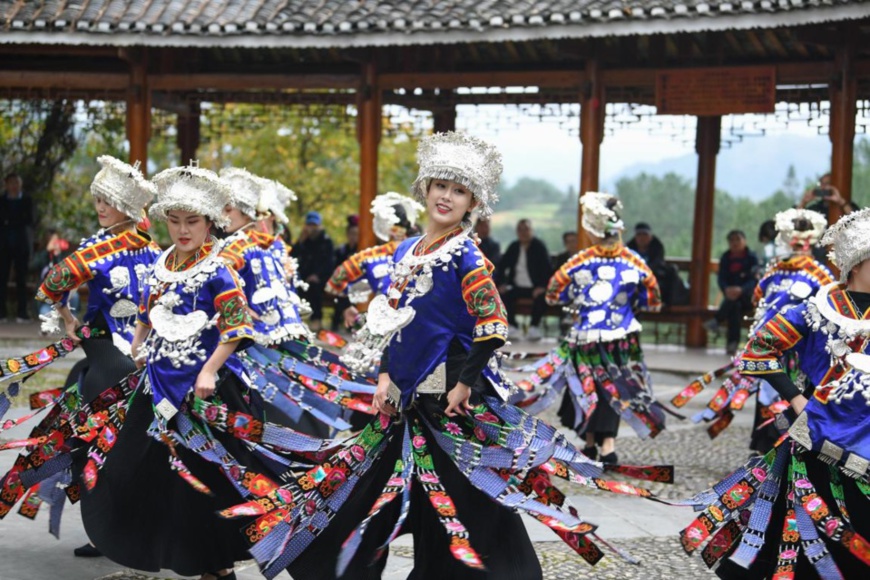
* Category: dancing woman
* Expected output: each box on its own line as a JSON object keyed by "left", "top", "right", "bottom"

{"left": 80, "top": 165, "right": 263, "bottom": 580}
{"left": 681, "top": 208, "right": 870, "bottom": 579}
{"left": 672, "top": 209, "right": 833, "bottom": 450}
{"left": 515, "top": 191, "right": 667, "bottom": 464}
{"left": 213, "top": 133, "right": 672, "bottom": 580}
{"left": 218, "top": 168, "right": 373, "bottom": 436}
{"left": 326, "top": 191, "right": 424, "bottom": 328}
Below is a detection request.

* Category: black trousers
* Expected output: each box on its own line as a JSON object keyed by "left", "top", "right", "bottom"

{"left": 0, "top": 243, "right": 30, "bottom": 318}
{"left": 503, "top": 286, "right": 546, "bottom": 327}
{"left": 715, "top": 292, "right": 753, "bottom": 343}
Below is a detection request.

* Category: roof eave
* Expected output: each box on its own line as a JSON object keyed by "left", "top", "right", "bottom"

{"left": 0, "top": 5, "right": 867, "bottom": 49}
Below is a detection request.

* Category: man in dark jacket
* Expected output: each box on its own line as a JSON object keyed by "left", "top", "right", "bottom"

{"left": 706, "top": 230, "right": 759, "bottom": 355}
{"left": 0, "top": 173, "right": 37, "bottom": 322}
{"left": 292, "top": 211, "right": 335, "bottom": 331}
{"left": 497, "top": 219, "right": 552, "bottom": 341}
{"left": 475, "top": 218, "right": 501, "bottom": 265}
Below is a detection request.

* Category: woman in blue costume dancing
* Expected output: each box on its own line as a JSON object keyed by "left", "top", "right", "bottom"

{"left": 672, "top": 208, "right": 833, "bottom": 451}
{"left": 681, "top": 208, "right": 870, "bottom": 579}
{"left": 207, "top": 133, "right": 673, "bottom": 580}
{"left": 34, "top": 155, "right": 161, "bottom": 557}
{"left": 326, "top": 191, "right": 424, "bottom": 329}
{"left": 514, "top": 191, "right": 668, "bottom": 464}
{"left": 218, "top": 167, "right": 374, "bottom": 437}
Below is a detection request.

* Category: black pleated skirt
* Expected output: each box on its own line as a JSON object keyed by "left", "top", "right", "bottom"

{"left": 285, "top": 393, "right": 543, "bottom": 580}
{"left": 81, "top": 372, "right": 260, "bottom": 576}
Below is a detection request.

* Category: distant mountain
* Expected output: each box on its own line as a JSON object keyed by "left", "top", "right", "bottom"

{"left": 602, "top": 134, "right": 832, "bottom": 201}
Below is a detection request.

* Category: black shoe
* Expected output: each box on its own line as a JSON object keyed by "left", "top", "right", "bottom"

{"left": 73, "top": 543, "right": 102, "bottom": 557}
{"left": 581, "top": 446, "right": 598, "bottom": 461}
{"left": 600, "top": 452, "right": 619, "bottom": 465}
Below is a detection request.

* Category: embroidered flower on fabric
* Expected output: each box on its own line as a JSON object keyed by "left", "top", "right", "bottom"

{"left": 444, "top": 422, "right": 462, "bottom": 435}
{"left": 412, "top": 435, "right": 426, "bottom": 449}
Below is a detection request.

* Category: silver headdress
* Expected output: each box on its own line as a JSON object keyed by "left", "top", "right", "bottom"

{"left": 774, "top": 208, "right": 827, "bottom": 251}
{"left": 149, "top": 164, "right": 231, "bottom": 229}
{"left": 219, "top": 167, "right": 263, "bottom": 220}
{"left": 411, "top": 132, "right": 503, "bottom": 218}
{"left": 90, "top": 155, "right": 156, "bottom": 219}
{"left": 580, "top": 191, "right": 624, "bottom": 238}
{"left": 371, "top": 192, "right": 425, "bottom": 242}
{"left": 821, "top": 207, "right": 870, "bottom": 282}
{"left": 257, "top": 178, "right": 296, "bottom": 225}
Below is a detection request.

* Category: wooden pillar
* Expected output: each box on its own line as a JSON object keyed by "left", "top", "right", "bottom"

{"left": 177, "top": 102, "right": 201, "bottom": 165}
{"left": 357, "top": 59, "right": 382, "bottom": 249}
{"left": 125, "top": 50, "right": 150, "bottom": 172}
{"left": 578, "top": 59, "right": 604, "bottom": 248}
{"left": 687, "top": 116, "right": 721, "bottom": 348}
{"left": 432, "top": 89, "right": 456, "bottom": 133}
{"left": 828, "top": 40, "right": 857, "bottom": 225}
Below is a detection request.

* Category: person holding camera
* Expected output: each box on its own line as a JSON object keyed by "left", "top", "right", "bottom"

{"left": 796, "top": 172, "right": 853, "bottom": 216}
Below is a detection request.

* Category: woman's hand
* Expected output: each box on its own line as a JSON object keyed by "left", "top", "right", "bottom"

{"left": 790, "top": 394, "right": 808, "bottom": 415}
{"left": 63, "top": 315, "right": 81, "bottom": 344}
{"left": 373, "top": 373, "right": 396, "bottom": 416}
{"left": 194, "top": 369, "right": 217, "bottom": 399}
{"left": 343, "top": 306, "right": 360, "bottom": 329}
{"left": 444, "top": 382, "right": 473, "bottom": 417}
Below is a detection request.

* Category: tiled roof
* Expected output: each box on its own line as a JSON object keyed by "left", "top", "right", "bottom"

{"left": 1, "top": 1, "right": 867, "bottom": 47}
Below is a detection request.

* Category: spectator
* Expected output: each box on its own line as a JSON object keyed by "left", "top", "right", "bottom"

{"left": 497, "top": 219, "right": 552, "bottom": 341}
{"left": 475, "top": 218, "right": 501, "bottom": 265}
{"left": 797, "top": 173, "right": 857, "bottom": 263}
{"left": 757, "top": 219, "right": 785, "bottom": 270}
{"left": 627, "top": 222, "right": 666, "bottom": 271}
{"left": 797, "top": 172, "right": 854, "bottom": 216}
{"left": 292, "top": 211, "right": 334, "bottom": 331}
{"left": 551, "top": 231, "right": 578, "bottom": 270}
{"left": 705, "top": 230, "right": 759, "bottom": 355}
{"left": 0, "top": 173, "right": 37, "bottom": 322}
{"left": 331, "top": 215, "right": 359, "bottom": 331}
{"left": 627, "top": 222, "right": 689, "bottom": 306}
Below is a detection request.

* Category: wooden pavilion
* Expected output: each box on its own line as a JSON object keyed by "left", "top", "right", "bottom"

{"left": 2, "top": 0, "right": 870, "bottom": 345}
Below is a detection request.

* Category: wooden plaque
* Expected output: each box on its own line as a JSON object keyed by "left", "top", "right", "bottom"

{"left": 655, "top": 66, "right": 776, "bottom": 116}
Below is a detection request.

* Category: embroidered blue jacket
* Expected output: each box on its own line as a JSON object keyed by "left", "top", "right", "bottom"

{"left": 37, "top": 229, "right": 161, "bottom": 352}
{"left": 546, "top": 244, "right": 661, "bottom": 343}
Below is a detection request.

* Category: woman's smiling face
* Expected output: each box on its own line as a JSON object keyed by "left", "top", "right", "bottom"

{"left": 425, "top": 179, "right": 477, "bottom": 232}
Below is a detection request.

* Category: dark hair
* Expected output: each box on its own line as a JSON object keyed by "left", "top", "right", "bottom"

{"left": 517, "top": 218, "right": 532, "bottom": 228}
{"left": 392, "top": 204, "right": 412, "bottom": 231}
{"left": 562, "top": 231, "right": 577, "bottom": 242}
{"left": 727, "top": 229, "right": 746, "bottom": 240}
{"left": 4, "top": 173, "right": 21, "bottom": 182}
{"left": 757, "top": 220, "right": 776, "bottom": 242}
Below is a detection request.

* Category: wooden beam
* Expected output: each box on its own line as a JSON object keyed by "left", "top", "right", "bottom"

{"left": 149, "top": 72, "right": 358, "bottom": 91}
{"left": 379, "top": 70, "right": 584, "bottom": 90}
{"left": 0, "top": 70, "right": 128, "bottom": 90}
{"left": 762, "top": 30, "right": 789, "bottom": 59}
{"left": 357, "top": 59, "right": 382, "bottom": 250}
{"left": 744, "top": 31, "right": 768, "bottom": 58}
{"left": 578, "top": 59, "right": 605, "bottom": 249}
{"left": 687, "top": 115, "right": 721, "bottom": 348}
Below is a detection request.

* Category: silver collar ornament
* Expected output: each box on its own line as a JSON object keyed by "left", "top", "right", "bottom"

{"left": 150, "top": 164, "right": 232, "bottom": 230}
{"left": 90, "top": 155, "right": 156, "bottom": 220}
{"left": 580, "top": 191, "right": 624, "bottom": 238}
{"left": 340, "top": 227, "right": 472, "bottom": 373}
{"left": 411, "top": 132, "right": 503, "bottom": 219}
{"left": 821, "top": 207, "right": 870, "bottom": 283}
{"left": 371, "top": 192, "right": 425, "bottom": 242}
